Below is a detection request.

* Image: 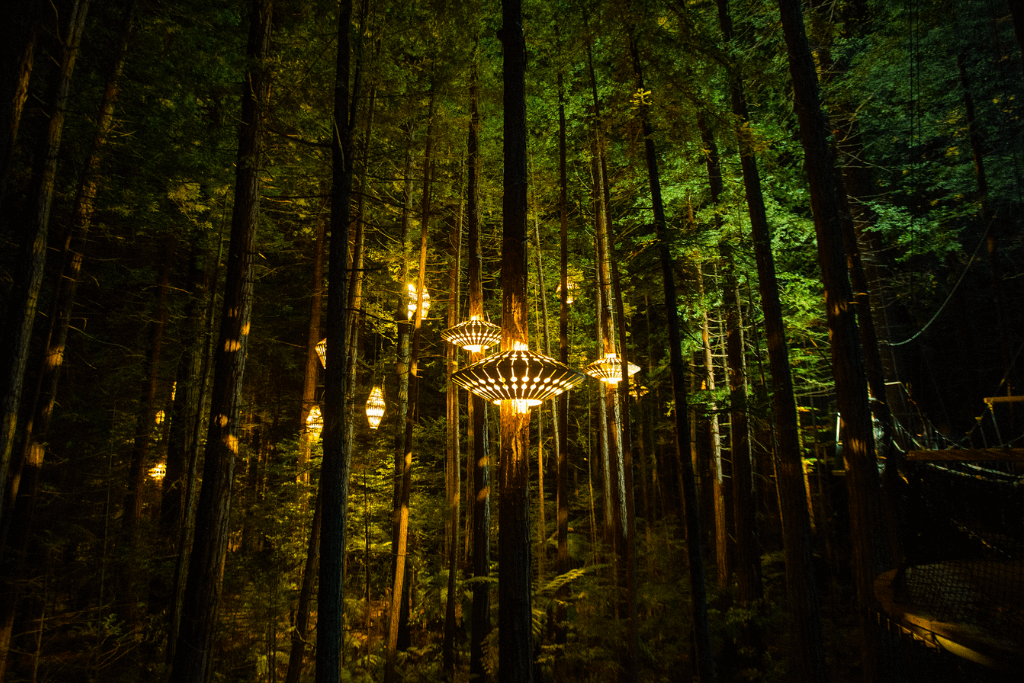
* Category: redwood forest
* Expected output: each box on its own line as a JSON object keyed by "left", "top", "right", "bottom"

{"left": 0, "top": 0, "right": 1022, "bottom": 681}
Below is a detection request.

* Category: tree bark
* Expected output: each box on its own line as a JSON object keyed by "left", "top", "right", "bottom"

{"left": 498, "top": 3, "right": 533, "bottom": 680}
{"left": 0, "top": 0, "right": 43, "bottom": 203}
{"left": 298, "top": 196, "right": 326, "bottom": 486}
{"left": 315, "top": 0, "right": 356, "bottom": 678}
{"left": 168, "top": 1, "right": 271, "bottom": 680}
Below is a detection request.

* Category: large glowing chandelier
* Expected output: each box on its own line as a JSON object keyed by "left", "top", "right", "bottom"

{"left": 365, "top": 386, "right": 385, "bottom": 429}
{"left": 452, "top": 341, "right": 585, "bottom": 414}
{"left": 585, "top": 352, "right": 641, "bottom": 384}
{"left": 440, "top": 315, "right": 502, "bottom": 353}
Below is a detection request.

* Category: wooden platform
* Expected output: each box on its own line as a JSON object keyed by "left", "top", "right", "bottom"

{"left": 875, "top": 563, "right": 1024, "bottom": 670}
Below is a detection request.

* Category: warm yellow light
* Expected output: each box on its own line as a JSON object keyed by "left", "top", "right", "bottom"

{"left": 315, "top": 338, "right": 327, "bottom": 369}
{"left": 306, "top": 405, "right": 323, "bottom": 443}
{"left": 440, "top": 315, "right": 501, "bottom": 353}
{"left": 556, "top": 281, "right": 578, "bottom": 304}
{"left": 154, "top": 410, "right": 165, "bottom": 425}
{"left": 366, "top": 386, "right": 385, "bottom": 430}
{"left": 406, "top": 284, "right": 430, "bottom": 320}
{"left": 149, "top": 462, "right": 167, "bottom": 481}
{"left": 585, "top": 352, "right": 641, "bottom": 384}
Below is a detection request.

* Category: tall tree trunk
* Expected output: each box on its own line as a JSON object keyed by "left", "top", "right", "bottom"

{"left": 315, "top": 0, "right": 355, "bottom": 678}
{"left": 466, "top": 48, "right": 491, "bottom": 683}
{"left": 777, "top": 0, "right": 882, "bottom": 678}
{"left": 498, "top": 4, "right": 533, "bottom": 680}
{"left": 442, "top": 179, "right": 463, "bottom": 677}
{"left": 166, "top": 221, "right": 224, "bottom": 666}
{"left": 385, "top": 88, "right": 434, "bottom": 683}
{"left": 0, "top": 0, "right": 89, "bottom": 522}
{"left": 556, "top": 32, "right": 571, "bottom": 578}
{"left": 168, "top": 1, "right": 272, "bottom": 680}
{"left": 714, "top": 0, "right": 826, "bottom": 673}
{"left": 628, "top": 33, "right": 716, "bottom": 683}
{"left": 285, "top": 487, "right": 322, "bottom": 683}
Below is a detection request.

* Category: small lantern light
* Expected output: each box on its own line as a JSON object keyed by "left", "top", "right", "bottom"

{"left": 555, "top": 281, "right": 578, "bottom": 304}
{"left": 154, "top": 410, "right": 165, "bottom": 425}
{"left": 306, "top": 405, "right": 323, "bottom": 443}
{"left": 441, "top": 315, "right": 502, "bottom": 353}
{"left": 149, "top": 462, "right": 167, "bottom": 481}
{"left": 630, "top": 385, "right": 648, "bottom": 399}
{"left": 452, "top": 341, "right": 585, "bottom": 414}
{"left": 585, "top": 352, "right": 641, "bottom": 384}
{"left": 316, "top": 338, "right": 327, "bottom": 369}
{"left": 406, "top": 284, "right": 430, "bottom": 320}
{"left": 366, "top": 386, "right": 385, "bottom": 429}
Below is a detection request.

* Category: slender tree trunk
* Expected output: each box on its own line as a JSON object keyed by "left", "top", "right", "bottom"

{"left": 168, "top": 1, "right": 272, "bottom": 680}
{"left": 166, "top": 220, "right": 223, "bottom": 666}
{"left": 498, "top": 4, "right": 533, "bottom": 680}
{"left": 556, "top": 36, "right": 571, "bottom": 579}
{"left": 0, "top": 0, "right": 43, "bottom": 203}
{"left": 384, "top": 88, "right": 434, "bottom": 683}
{"left": 442, "top": 179, "right": 463, "bottom": 677}
{"left": 777, "top": 0, "right": 881, "bottom": 677}
{"left": 299, "top": 198, "right": 326, "bottom": 486}
{"left": 466, "top": 49, "right": 491, "bottom": 682}
{"left": 285, "top": 487, "right": 322, "bottom": 683}
{"left": 628, "top": 33, "right": 716, "bottom": 683}
{"left": 0, "top": 0, "right": 90, "bottom": 522}
{"left": 315, "top": 0, "right": 356, "bottom": 678}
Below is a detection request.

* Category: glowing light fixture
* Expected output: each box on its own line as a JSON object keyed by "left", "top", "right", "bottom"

{"left": 441, "top": 315, "right": 501, "bottom": 353}
{"left": 406, "top": 284, "right": 430, "bottom": 320}
{"left": 149, "top": 462, "right": 167, "bottom": 481}
{"left": 316, "top": 338, "right": 327, "bottom": 369}
{"left": 585, "top": 352, "right": 641, "bottom": 384}
{"left": 452, "top": 341, "right": 585, "bottom": 414}
{"left": 556, "top": 281, "right": 578, "bottom": 304}
{"left": 366, "top": 386, "right": 385, "bottom": 429}
{"left": 630, "top": 385, "right": 649, "bottom": 399}
{"left": 154, "top": 410, "right": 165, "bottom": 425}
{"left": 306, "top": 405, "right": 324, "bottom": 443}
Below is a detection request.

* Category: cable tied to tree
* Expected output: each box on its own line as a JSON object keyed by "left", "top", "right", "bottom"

{"left": 886, "top": 219, "right": 991, "bottom": 347}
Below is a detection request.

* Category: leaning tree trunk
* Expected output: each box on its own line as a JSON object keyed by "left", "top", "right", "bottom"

{"left": 777, "top": 0, "right": 882, "bottom": 678}
{"left": 0, "top": 0, "right": 43, "bottom": 202}
{"left": 0, "top": 0, "right": 89, "bottom": 522}
{"left": 315, "top": 0, "right": 356, "bottom": 679}
{"left": 168, "top": 1, "right": 271, "bottom": 681}
{"left": 714, "top": 0, "right": 825, "bottom": 671}
{"left": 628, "top": 31, "right": 716, "bottom": 683}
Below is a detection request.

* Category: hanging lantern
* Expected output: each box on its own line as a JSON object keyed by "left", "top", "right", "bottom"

{"left": 366, "top": 386, "right": 386, "bottom": 429}
{"left": 452, "top": 341, "right": 585, "bottom": 414}
{"left": 441, "top": 315, "right": 502, "bottom": 353}
{"left": 154, "top": 410, "right": 165, "bottom": 425}
{"left": 406, "top": 284, "right": 430, "bottom": 320}
{"left": 555, "top": 281, "right": 578, "bottom": 304}
{"left": 315, "top": 338, "right": 327, "bottom": 368}
{"left": 306, "top": 405, "right": 323, "bottom": 443}
{"left": 630, "top": 385, "right": 649, "bottom": 399}
{"left": 585, "top": 352, "right": 641, "bottom": 384}
{"left": 149, "top": 462, "right": 167, "bottom": 481}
